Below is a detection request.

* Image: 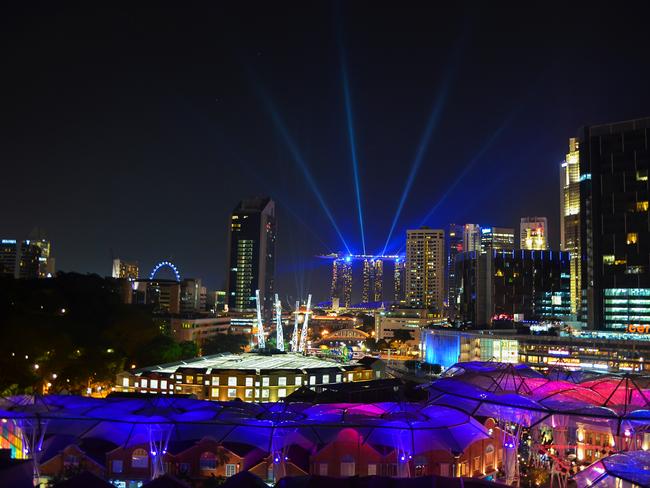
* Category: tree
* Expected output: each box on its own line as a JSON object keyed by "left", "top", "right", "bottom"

{"left": 393, "top": 330, "right": 413, "bottom": 343}
{"left": 363, "top": 338, "right": 377, "bottom": 351}
{"left": 202, "top": 334, "right": 248, "bottom": 355}
{"left": 376, "top": 339, "right": 390, "bottom": 350}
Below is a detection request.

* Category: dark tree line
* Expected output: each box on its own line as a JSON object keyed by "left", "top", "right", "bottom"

{"left": 0, "top": 273, "right": 198, "bottom": 396}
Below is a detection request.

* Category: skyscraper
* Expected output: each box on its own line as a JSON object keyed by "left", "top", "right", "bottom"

{"left": 361, "top": 259, "right": 384, "bottom": 303}
{"left": 447, "top": 224, "right": 464, "bottom": 318}
{"left": 112, "top": 258, "right": 139, "bottom": 280}
{"left": 393, "top": 258, "right": 405, "bottom": 302}
{"left": 480, "top": 227, "right": 516, "bottom": 252}
{"left": 331, "top": 257, "right": 353, "bottom": 307}
{"left": 0, "top": 239, "right": 18, "bottom": 277}
{"left": 577, "top": 118, "right": 650, "bottom": 330}
{"left": 18, "top": 241, "right": 41, "bottom": 279}
{"left": 405, "top": 227, "right": 445, "bottom": 311}
{"left": 32, "top": 238, "right": 55, "bottom": 278}
{"left": 226, "top": 197, "right": 276, "bottom": 316}
{"left": 520, "top": 217, "right": 549, "bottom": 250}
{"left": 463, "top": 224, "right": 481, "bottom": 253}
{"left": 560, "top": 138, "right": 582, "bottom": 315}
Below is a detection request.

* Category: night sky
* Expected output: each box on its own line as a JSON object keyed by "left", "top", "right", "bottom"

{"left": 3, "top": 4, "right": 650, "bottom": 302}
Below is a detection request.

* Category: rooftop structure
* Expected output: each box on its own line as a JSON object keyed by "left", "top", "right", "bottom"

{"left": 116, "top": 353, "right": 385, "bottom": 402}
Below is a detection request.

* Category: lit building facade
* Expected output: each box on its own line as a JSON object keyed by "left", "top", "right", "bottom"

{"left": 462, "top": 224, "right": 481, "bottom": 253}
{"left": 116, "top": 353, "right": 385, "bottom": 402}
{"left": 362, "top": 259, "right": 383, "bottom": 303}
{"left": 32, "top": 238, "right": 55, "bottom": 278}
{"left": 405, "top": 228, "right": 445, "bottom": 312}
{"left": 446, "top": 224, "right": 464, "bottom": 318}
{"left": 0, "top": 239, "right": 18, "bottom": 277}
{"left": 577, "top": 118, "right": 650, "bottom": 329}
{"left": 455, "top": 250, "right": 571, "bottom": 326}
{"left": 520, "top": 217, "right": 549, "bottom": 250}
{"left": 422, "top": 328, "right": 650, "bottom": 374}
{"left": 394, "top": 258, "right": 405, "bottom": 302}
{"left": 18, "top": 240, "right": 41, "bottom": 279}
{"left": 560, "top": 138, "right": 582, "bottom": 316}
{"left": 180, "top": 278, "right": 204, "bottom": 313}
{"left": 226, "top": 197, "right": 276, "bottom": 317}
{"left": 331, "top": 258, "right": 353, "bottom": 307}
{"left": 112, "top": 258, "right": 139, "bottom": 280}
{"left": 480, "top": 226, "right": 515, "bottom": 253}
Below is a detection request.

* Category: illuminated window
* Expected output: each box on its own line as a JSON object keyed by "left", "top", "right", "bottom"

{"left": 226, "top": 464, "right": 237, "bottom": 477}
{"left": 637, "top": 201, "right": 649, "bottom": 212}
{"left": 131, "top": 448, "right": 148, "bottom": 468}
{"left": 278, "top": 388, "right": 287, "bottom": 398}
{"left": 200, "top": 452, "right": 217, "bottom": 470}
{"left": 227, "top": 388, "right": 237, "bottom": 398}
{"left": 245, "top": 388, "right": 253, "bottom": 398}
{"left": 603, "top": 255, "right": 615, "bottom": 265}
{"left": 228, "top": 377, "right": 237, "bottom": 386}
{"left": 636, "top": 169, "right": 648, "bottom": 181}
{"left": 627, "top": 233, "right": 638, "bottom": 244}
{"left": 245, "top": 377, "right": 253, "bottom": 387}
{"left": 262, "top": 377, "right": 270, "bottom": 387}
{"left": 278, "top": 377, "right": 287, "bottom": 386}
{"left": 295, "top": 377, "right": 302, "bottom": 386}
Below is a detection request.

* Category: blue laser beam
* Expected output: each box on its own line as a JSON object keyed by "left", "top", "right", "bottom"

{"left": 248, "top": 74, "right": 352, "bottom": 255}
{"left": 339, "top": 30, "right": 366, "bottom": 254}
{"left": 380, "top": 73, "right": 453, "bottom": 255}
{"left": 417, "top": 116, "right": 515, "bottom": 229}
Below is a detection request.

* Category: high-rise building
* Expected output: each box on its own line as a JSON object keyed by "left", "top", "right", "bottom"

{"left": 393, "top": 258, "right": 405, "bottom": 302}
{"left": 181, "top": 278, "right": 203, "bottom": 314}
{"left": 361, "top": 259, "right": 384, "bottom": 303}
{"left": 226, "top": 197, "right": 276, "bottom": 316}
{"left": 560, "top": 138, "right": 582, "bottom": 316}
{"left": 331, "top": 258, "right": 353, "bottom": 307}
{"left": 480, "top": 227, "right": 516, "bottom": 253}
{"left": 18, "top": 241, "right": 41, "bottom": 279}
{"left": 0, "top": 239, "right": 18, "bottom": 277}
{"left": 520, "top": 217, "right": 549, "bottom": 250}
{"left": 463, "top": 224, "right": 481, "bottom": 253}
{"left": 112, "top": 258, "right": 139, "bottom": 280}
{"left": 456, "top": 250, "right": 571, "bottom": 326}
{"left": 447, "top": 224, "right": 464, "bottom": 318}
{"left": 577, "top": 118, "right": 650, "bottom": 330}
{"left": 32, "top": 239, "right": 55, "bottom": 278}
{"left": 405, "top": 227, "right": 445, "bottom": 311}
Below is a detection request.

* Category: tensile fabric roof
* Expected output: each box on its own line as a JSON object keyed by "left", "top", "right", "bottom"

{"left": 0, "top": 395, "right": 488, "bottom": 455}
{"left": 572, "top": 450, "right": 650, "bottom": 487}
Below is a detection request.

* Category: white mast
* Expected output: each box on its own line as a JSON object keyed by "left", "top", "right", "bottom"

{"left": 275, "top": 293, "right": 284, "bottom": 351}
{"left": 299, "top": 294, "right": 312, "bottom": 353}
{"left": 255, "top": 289, "right": 265, "bottom": 349}
{"left": 291, "top": 300, "right": 300, "bottom": 352}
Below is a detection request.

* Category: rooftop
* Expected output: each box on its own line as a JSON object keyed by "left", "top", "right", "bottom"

{"left": 132, "top": 353, "right": 369, "bottom": 375}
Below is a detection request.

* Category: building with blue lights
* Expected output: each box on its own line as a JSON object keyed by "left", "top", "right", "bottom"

{"left": 455, "top": 249, "right": 571, "bottom": 326}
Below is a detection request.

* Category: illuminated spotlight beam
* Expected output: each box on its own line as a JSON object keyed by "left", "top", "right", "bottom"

{"left": 381, "top": 72, "right": 454, "bottom": 256}
{"left": 249, "top": 75, "right": 352, "bottom": 255}
{"left": 417, "top": 119, "right": 512, "bottom": 228}
{"left": 339, "top": 38, "right": 366, "bottom": 254}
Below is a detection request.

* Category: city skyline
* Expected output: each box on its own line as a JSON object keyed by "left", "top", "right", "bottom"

{"left": 3, "top": 4, "right": 650, "bottom": 302}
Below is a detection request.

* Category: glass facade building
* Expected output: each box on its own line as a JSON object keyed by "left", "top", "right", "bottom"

{"left": 226, "top": 197, "right": 276, "bottom": 316}
{"left": 455, "top": 249, "right": 571, "bottom": 326}
{"left": 578, "top": 118, "right": 650, "bottom": 329}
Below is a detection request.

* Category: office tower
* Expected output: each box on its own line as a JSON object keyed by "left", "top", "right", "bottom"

{"left": 146, "top": 280, "right": 181, "bottom": 314}
{"left": 560, "top": 138, "right": 582, "bottom": 315}
{"left": 331, "top": 258, "right": 353, "bottom": 307}
{"left": 28, "top": 229, "right": 55, "bottom": 278}
{"left": 226, "top": 197, "right": 276, "bottom": 315}
{"left": 361, "top": 259, "right": 384, "bottom": 303}
{"left": 112, "top": 258, "right": 139, "bottom": 280}
{"left": 394, "top": 258, "right": 405, "bottom": 302}
{"left": 577, "top": 118, "right": 650, "bottom": 330}
{"left": 0, "top": 239, "right": 18, "bottom": 277}
{"left": 372, "top": 259, "right": 383, "bottom": 302}
{"left": 180, "top": 278, "right": 203, "bottom": 314}
{"left": 362, "top": 259, "right": 371, "bottom": 303}
{"left": 447, "top": 224, "right": 464, "bottom": 318}
{"left": 18, "top": 240, "right": 41, "bottom": 279}
{"left": 520, "top": 217, "right": 549, "bottom": 250}
{"left": 463, "top": 224, "right": 481, "bottom": 253}
{"left": 455, "top": 250, "right": 571, "bottom": 326}
{"left": 405, "top": 227, "right": 445, "bottom": 311}
{"left": 480, "top": 227, "right": 516, "bottom": 252}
